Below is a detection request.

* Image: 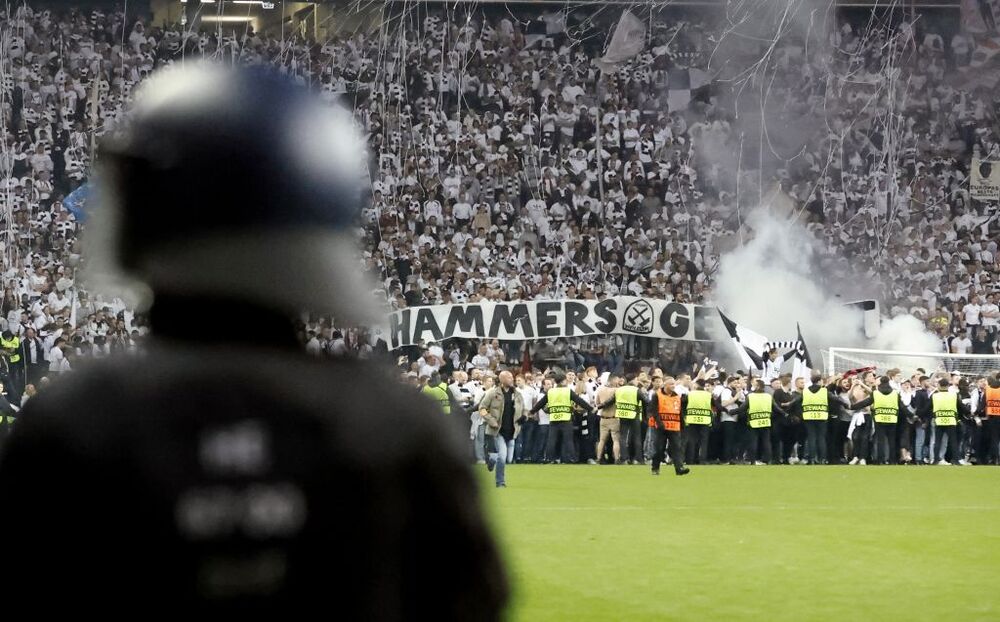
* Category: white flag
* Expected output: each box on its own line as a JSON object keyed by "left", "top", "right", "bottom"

{"left": 597, "top": 11, "right": 646, "bottom": 73}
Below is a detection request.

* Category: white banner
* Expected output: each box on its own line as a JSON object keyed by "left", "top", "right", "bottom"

{"left": 596, "top": 10, "right": 646, "bottom": 72}
{"left": 387, "top": 297, "right": 720, "bottom": 349}
{"left": 971, "top": 158, "right": 1000, "bottom": 200}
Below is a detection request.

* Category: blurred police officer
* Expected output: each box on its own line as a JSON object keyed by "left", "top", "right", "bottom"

{"left": 0, "top": 65, "right": 507, "bottom": 619}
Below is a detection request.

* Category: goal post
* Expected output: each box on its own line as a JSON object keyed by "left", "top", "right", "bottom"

{"left": 825, "top": 347, "right": 1000, "bottom": 379}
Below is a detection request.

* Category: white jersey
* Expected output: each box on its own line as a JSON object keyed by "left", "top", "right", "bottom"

{"left": 517, "top": 385, "right": 540, "bottom": 417}
{"left": 762, "top": 355, "right": 785, "bottom": 384}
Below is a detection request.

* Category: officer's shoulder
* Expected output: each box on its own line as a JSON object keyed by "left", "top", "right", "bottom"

{"left": 24, "top": 348, "right": 448, "bottom": 439}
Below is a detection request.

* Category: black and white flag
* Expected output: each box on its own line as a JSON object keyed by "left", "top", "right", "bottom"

{"left": 792, "top": 323, "right": 814, "bottom": 380}
{"left": 718, "top": 309, "right": 769, "bottom": 372}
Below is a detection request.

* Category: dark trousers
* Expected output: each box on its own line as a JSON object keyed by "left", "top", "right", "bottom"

{"left": 897, "top": 420, "right": 913, "bottom": 459}
{"left": 959, "top": 420, "right": 975, "bottom": 461}
{"left": 546, "top": 421, "right": 575, "bottom": 463}
{"left": 935, "top": 425, "right": 960, "bottom": 463}
{"left": 721, "top": 421, "right": 741, "bottom": 462}
{"left": 769, "top": 418, "right": 785, "bottom": 464}
{"left": 873, "top": 422, "right": 898, "bottom": 464}
{"left": 532, "top": 425, "right": 550, "bottom": 462}
{"left": 515, "top": 419, "right": 538, "bottom": 462}
{"left": 781, "top": 419, "right": 805, "bottom": 463}
{"left": 620, "top": 417, "right": 643, "bottom": 463}
{"left": 749, "top": 426, "right": 772, "bottom": 463}
{"left": 988, "top": 418, "right": 1000, "bottom": 464}
{"left": 5, "top": 364, "right": 24, "bottom": 403}
{"left": 852, "top": 421, "right": 871, "bottom": 460}
{"left": 576, "top": 414, "right": 598, "bottom": 463}
{"left": 829, "top": 419, "right": 851, "bottom": 463}
{"left": 684, "top": 424, "right": 710, "bottom": 464}
{"left": 650, "top": 428, "right": 685, "bottom": 473}
{"left": 804, "top": 420, "right": 828, "bottom": 463}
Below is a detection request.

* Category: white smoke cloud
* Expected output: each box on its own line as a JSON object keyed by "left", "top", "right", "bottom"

{"left": 870, "top": 315, "right": 941, "bottom": 354}
{"left": 709, "top": 206, "right": 940, "bottom": 371}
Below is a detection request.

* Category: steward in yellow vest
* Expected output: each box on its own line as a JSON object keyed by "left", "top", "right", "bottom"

{"left": 529, "top": 373, "right": 595, "bottom": 464}
{"left": 682, "top": 384, "right": 713, "bottom": 464}
{"left": 850, "top": 376, "right": 909, "bottom": 464}
{"left": 595, "top": 375, "right": 649, "bottom": 465}
{"left": 915, "top": 379, "right": 972, "bottom": 465}
{"left": 0, "top": 331, "right": 21, "bottom": 365}
{"left": 420, "top": 372, "right": 452, "bottom": 415}
{"left": 734, "top": 379, "right": 788, "bottom": 464}
{"left": 788, "top": 373, "right": 834, "bottom": 464}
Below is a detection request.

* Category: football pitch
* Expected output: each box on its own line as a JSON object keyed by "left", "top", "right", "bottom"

{"left": 482, "top": 465, "right": 1000, "bottom": 622}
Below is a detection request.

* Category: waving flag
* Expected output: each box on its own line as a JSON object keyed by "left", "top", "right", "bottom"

{"left": 667, "top": 67, "right": 710, "bottom": 111}
{"left": 792, "top": 323, "right": 814, "bottom": 380}
{"left": 718, "top": 309, "right": 769, "bottom": 372}
{"left": 63, "top": 182, "right": 92, "bottom": 221}
{"left": 597, "top": 11, "right": 646, "bottom": 73}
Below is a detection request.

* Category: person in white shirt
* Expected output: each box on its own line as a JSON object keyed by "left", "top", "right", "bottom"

{"left": 305, "top": 331, "right": 322, "bottom": 356}
{"left": 514, "top": 373, "right": 541, "bottom": 462}
{"left": 761, "top": 348, "right": 790, "bottom": 384}
{"left": 963, "top": 294, "right": 981, "bottom": 337}
{"left": 48, "top": 338, "right": 67, "bottom": 373}
{"left": 470, "top": 344, "right": 491, "bottom": 370}
{"left": 452, "top": 196, "right": 472, "bottom": 225}
{"left": 951, "top": 332, "right": 972, "bottom": 355}
{"left": 980, "top": 292, "right": 999, "bottom": 336}
{"left": 449, "top": 370, "right": 476, "bottom": 414}
{"left": 417, "top": 349, "right": 441, "bottom": 378}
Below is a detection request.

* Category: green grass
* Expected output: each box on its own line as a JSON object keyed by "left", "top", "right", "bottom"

{"left": 481, "top": 465, "right": 1000, "bottom": 622}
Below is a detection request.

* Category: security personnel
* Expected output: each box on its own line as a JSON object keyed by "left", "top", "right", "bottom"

{"left": 421, "top": 371, "right": 452, "bottom": 415}
{"left": 647, "top": 376, "right": 690, "bottom": 476}
{"left": 596, "top": 374, "right": 647, "bottom": 465}
{"left": 0, "top": 65, "right": 507, "bottom": 619}
{"left": 849, "top": 376, "right": 909, "bottom": 464}
{"left": 530, "top": 372, "right": 594, "bottom": 464}
{"left": 0, "top": 381, "right": 16, "bottom": 440}
{"left": 734, "top": 379, "right": 788, "bottom": 465}
{"left": 981, "top": 375, "right": 1000, "bottom": 465}
{"left": 594, "top": 375, "right": 622, "bottom": 464}
{"left": 682, "top": 380, "right": 713, "bottom": 464}
{"left": 785, "top": 373, "right": 834, "bottom": 464}
{"left": 917, "top": 378, "right": 972, "bottom": 465}
{"left": 0, "top": 330, "right": 23, "bottom": 399}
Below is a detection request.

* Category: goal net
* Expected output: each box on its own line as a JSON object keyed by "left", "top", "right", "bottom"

{"left": 825, "top": 347, "right": 1000, "bottom": 379}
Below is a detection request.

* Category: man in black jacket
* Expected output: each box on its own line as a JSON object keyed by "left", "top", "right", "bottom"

{"left": 910, "top": 374, "right": 933, "bottom": 463}
{"left": 20, "top": 327, "right": 47, "bottom": 388}
{"left": 0, "top": 65, "right": 507, "bottom": 620}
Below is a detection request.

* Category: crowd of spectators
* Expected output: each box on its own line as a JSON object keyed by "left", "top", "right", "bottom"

{"left": 0, "top": 4, "right": 998, "bottom": 407}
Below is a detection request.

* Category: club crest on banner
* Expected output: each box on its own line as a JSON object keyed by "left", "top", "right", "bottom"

{"left": 623, "top": 300, "right": 654, "bottom": 334}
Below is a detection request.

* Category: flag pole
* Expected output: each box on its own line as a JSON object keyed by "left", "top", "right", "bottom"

{"left": 595, "top": 70, "right": 605, "bottom": 280}
{"left": 595, "top": 69, "right": 605, "bottom": 207}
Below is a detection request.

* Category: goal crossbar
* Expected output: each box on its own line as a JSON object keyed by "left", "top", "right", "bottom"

{"left": 825, "top": 347, "right": 1000, "bottom": 377}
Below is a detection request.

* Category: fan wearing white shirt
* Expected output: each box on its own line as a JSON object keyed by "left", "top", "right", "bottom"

{"left": 963, "top": 294, "right": 981, "bottom": 337}
{"left": 980, "top": 292, "right": 999, "bottom": 335}
{"left": 48, "top": 338, "right": 68, "bottom": 373}
{"left": 470, "top": 344, "right": 492, "bottom": 370}
{"left": 453, "top": 196, "right": 473, "bottom": 226}
{"left": 951, "top": 333, "right": 973, "bottom": 355}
